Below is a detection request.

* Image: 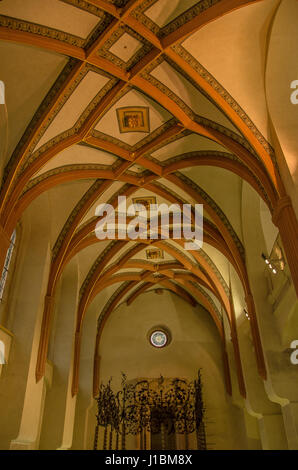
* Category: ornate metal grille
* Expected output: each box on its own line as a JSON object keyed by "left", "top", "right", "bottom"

{"left": 94, "top": 371, "right": 206, "bottom": 450}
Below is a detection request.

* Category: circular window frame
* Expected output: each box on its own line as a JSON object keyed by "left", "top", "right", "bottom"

{"left": 147, "top": 325, "right": 171, "bottom": 349}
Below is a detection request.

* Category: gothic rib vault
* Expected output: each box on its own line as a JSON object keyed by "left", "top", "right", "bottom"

{"left": 0, "top": 0, "right": 298, "bottom": 449}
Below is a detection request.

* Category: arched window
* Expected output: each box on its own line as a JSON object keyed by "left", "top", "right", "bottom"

{"left": 0, "top": 230, "right": 16, "bottom": 302}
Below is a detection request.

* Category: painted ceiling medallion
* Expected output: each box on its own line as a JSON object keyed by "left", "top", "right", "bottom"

{"left": 117, "top": 107, "right": 150, "bottom": 133}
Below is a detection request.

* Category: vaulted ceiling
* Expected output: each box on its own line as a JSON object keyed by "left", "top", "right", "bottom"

{"left": 0, "top": 0, "right": 290, "bottom": 395}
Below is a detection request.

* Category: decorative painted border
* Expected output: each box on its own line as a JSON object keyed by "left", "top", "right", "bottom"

{"left": 97, "top": 280, "right": 131, "bottom": 329}
{"left": 91, "top": 130, "right": 132, "bottom": 151}
{"left": 164, "top": 55, "right": 246, "bottom": 137}
{"left": 132, "top": 0, "right": 223, "bottom": 38}
{"left": 198, "top": 249, "right": 229, "bottom": 295}
{"left": 132, "top": 196, "right": 157, "bottom": 210}
{"left": 131, "top": 0, "right": 160, "bottom": 35}
{"left": 149, "top": 149, "right": 272, "bottom": 209}
{"left": 132, "top": 117, "right": 176, "bottom": 150}
{"left": 3, "top": 61, "right": 116, "bottom": 187}
{"left": 158, "top": 0, "right": 222, "bottom": 38}
{"left": 124, "top": 167, "right": 150, "bottom": 178}
{"left": 107, "top": 0, "right": 131, "bottom": 7}
{"left": 144, "top": 129, "right": 191, "bottom": 159}
{"left": 60, "top": 0, "right": 112, "bottom": 18}
{"left": 106, "top": 182, "right": 133, "bottom": 206}
{"left": 156, "top": 149, "right": 236, "bottom": 166}
{"left": 0, "top": 14, "right": 86, "bottom": 47}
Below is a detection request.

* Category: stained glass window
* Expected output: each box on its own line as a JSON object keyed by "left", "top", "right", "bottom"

{"left": 0, "top": 229, "right": 16, "bottom": 302}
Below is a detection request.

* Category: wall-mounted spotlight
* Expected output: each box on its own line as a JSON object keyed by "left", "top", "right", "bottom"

{"left": 244, "top": 308, "right": 250, "bottom": 321}
{"left": 261, "top": 253, "right": 281, "bottom": 274}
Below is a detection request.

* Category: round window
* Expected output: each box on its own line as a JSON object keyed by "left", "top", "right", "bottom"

{"left": 150, "top": 330, "right": 168, "bottom": 348}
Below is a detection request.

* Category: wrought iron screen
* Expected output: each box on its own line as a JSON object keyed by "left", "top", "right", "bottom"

{"left": 94, "top": 371, "right": 206, "bottom": 450}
